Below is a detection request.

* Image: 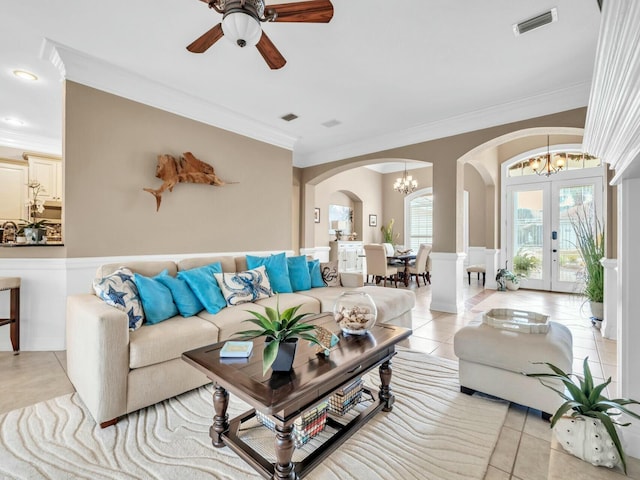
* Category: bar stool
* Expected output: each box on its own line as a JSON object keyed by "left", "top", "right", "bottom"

{"left": 0, "top": 277, "right": 20, "bottom": 355}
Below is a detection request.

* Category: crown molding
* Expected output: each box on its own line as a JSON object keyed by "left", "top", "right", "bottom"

{"left": 293, "top": 82, "right": 591, "bottom": 167}
{"left": 583, "top": 1, "right": 640, "bottom": 183}
{"left": 0, "top": 127, "right": 61, "bottom": 156}
{"left": 41, "top": 39, "right": 298, "bottom": 151}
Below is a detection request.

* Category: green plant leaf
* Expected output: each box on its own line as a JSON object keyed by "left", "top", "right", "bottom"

{"left": 262, "top": 340, "right": 279, "bottom": 375}
{"left": 550, "top": 402, "right": 580, "bottom": 427}
{"left": 582, "top": 357, "right": 594, "bottom": 395}
{"left": 594, "top": 401, "right": 640, "bottom": 420}
{"left": 234, "top": 329, "right": 268, "bottom": 339}
{"left": 587, "top": 379, "right": 611, "bottom": 405}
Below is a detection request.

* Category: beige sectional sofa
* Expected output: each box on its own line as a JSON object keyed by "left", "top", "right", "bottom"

{"left": 66, "top": 255, "right": 416, "bottom": 427}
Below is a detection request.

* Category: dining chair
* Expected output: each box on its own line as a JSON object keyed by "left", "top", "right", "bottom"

{"left": 408, "top": 243, "right": 432, "bottom": 286}
{"left": 364, "top": 244, "right": 398, "bottom": 287}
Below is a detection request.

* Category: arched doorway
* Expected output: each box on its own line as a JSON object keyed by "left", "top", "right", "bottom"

{"left": 502, "top": 143, "right": 605, "bottom": 292}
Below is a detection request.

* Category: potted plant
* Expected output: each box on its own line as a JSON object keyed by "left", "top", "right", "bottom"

{"left": 496, "top": 262, "right": 520, "bottom": 291}
{"left": 381, "top": 219, "right": 400, "bottom": 256}
{"left": 569, "top": 205, "right": 604, "bottom": 322}
{"left": 235, "top": 298, "right": 326, "bottom": 375}
{"left": 527, "top": 357, "right": 640, "bottom": 474}
{"left": 19, "top": 181, "right": 49, "bottom": 244}
{"left": 512, "top": 250, "right": 540, "bottom": 278}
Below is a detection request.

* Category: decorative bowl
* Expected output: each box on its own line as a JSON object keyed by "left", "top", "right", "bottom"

{"left": 333, "top": 291, "right": 377, "bottom": 335}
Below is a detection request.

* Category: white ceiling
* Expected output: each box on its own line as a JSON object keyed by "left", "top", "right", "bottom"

{"left": 0, "top": 1, "right": 601, "bottom": 167}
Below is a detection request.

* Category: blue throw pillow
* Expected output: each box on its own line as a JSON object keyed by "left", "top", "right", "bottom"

{"left": 287, "top": 255, "right": 311, "bottom": 292}
{"left": 155, "top": 270, "right": 203, "bottom": 317}
{"left": 177, "top": 262, "right": 227, "bottom": 314}
{"left": 246, "top": 252, "right": 293, "bottom": 293}
{"left": 133, "top": 271, "right": 179, "bottom": 325}
{"left": 308, "top": 259, "right": 325, "bottom": 288}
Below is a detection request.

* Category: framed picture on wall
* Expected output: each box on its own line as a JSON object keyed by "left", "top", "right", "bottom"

{"left": 314, "top": 208, "right": 321, "bottom": 223}
{"left": 369, "top": 214, "right": 377, "bottom": 227}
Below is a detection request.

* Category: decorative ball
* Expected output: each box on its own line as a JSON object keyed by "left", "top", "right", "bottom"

{"left": 333, "top": 291, "right": 377, "bottom": 335}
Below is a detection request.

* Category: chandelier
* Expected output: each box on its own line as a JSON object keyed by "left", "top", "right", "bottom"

{"left": 530, "top": 136, "right": 565, "bottom": 177}
{"left": 393, "top": 164, "right": 418, "bottom": 195}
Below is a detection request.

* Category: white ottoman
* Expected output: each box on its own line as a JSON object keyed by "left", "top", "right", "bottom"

{"left": 453, "top": 317, "right": 573, "bottom": 419}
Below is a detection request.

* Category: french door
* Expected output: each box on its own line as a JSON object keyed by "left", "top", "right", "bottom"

{"left": 506, "top": 175, "right": 603, "bottom": 292}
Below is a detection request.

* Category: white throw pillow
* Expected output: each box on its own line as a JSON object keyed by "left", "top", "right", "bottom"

{"left": 214, "top": 266, "right": 273, "bottom": 306}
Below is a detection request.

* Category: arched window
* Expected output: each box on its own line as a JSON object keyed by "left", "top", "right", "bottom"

{"left": 405, "top": 188, "right": 433, "bottom": 251}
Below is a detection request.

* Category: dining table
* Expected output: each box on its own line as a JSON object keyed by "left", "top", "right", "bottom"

{"left": 388, "top": 252, "right": 416, "bottom": 287}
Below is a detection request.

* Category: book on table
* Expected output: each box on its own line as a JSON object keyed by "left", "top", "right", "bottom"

{"left": 220, "top": 341, "right": 253, "bottom": 358}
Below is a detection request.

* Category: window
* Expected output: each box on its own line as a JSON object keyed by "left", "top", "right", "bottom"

{"left": 508, "top": 151, "right": 601, "bottom": 177}
{"left": 406, "top": 193, "right": 433, "bottom": 251}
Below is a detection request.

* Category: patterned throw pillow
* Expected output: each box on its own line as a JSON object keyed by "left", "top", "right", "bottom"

{"left": 93, "top": 267, "right": 145, "bottom": 331}
{"left": 320, "top": 261, "right": 340, "bottom": 287}
{"left": 214, "top": 266, "right": 273, "bottom": 306}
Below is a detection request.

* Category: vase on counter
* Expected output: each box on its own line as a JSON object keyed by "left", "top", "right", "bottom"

{"left": 24, "top": 227, "right": 45, "bottom": 244}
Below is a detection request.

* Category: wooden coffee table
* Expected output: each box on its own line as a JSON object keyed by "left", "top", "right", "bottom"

{"left": 182, "top": 313, "right": 411, "bottom": 480}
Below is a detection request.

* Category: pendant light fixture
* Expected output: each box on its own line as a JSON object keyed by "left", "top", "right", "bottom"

{"left": 393, "top": 163, "right": 418, "bottom": 195}
{"left": 530, "top": 135, "right": 565, "bottom": 177}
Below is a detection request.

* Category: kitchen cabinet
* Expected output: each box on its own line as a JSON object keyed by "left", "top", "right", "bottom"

{"left": 329, "top": 241, "right": 364, "bottom": 272}
{"left": 25, "top": 154, "right": 63, "bottom": 202}
{"left": 0, "top": 160, "right": 28, "bottom": 221}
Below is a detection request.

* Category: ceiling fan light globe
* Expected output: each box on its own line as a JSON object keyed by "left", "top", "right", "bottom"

{"left": 222, "top": 11, "right": 262, "bottom": 47}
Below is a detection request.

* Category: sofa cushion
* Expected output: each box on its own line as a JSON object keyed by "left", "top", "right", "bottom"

{"left": 93, "top": 267, "right": 145, "bottom": 331}
{"left": 177, "top": 256, "right": 236, "bottom": 273}
{"left": 307, "top": 259, "right": 325, "bottom": 288}
{"left": 214, "top": 266, "right": 273, "bottom": 306}
{"left": 197, "top": 303, "right": 270, "bottom": 342}
{"left": 129, "top": 315, "right": 220, "bottom": 369}
{"left": 246, "top": 252, "right": 293, "bottom": 293}
{"left": 287, "top": 255, "right": 312, "bottom": 292}
{"left": 155, "top": 270, "right": 203, "bottom": 317}
{"left": 254, "top": 293, "right": 320, "bottom": 317}
{"left": 133, "top": 271, "right": 179, "bottom": 324}
{"left": 96, "top": 261, "right": 177, "bottom": 279}
{"left": 320, "top": 261, "right": 340, "bottom": 287}
{"left": 177, "top": 262, "right": 227, "bottom": 314}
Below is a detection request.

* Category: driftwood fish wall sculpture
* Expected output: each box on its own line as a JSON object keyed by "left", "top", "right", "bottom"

{"left": 143, "top": 152, "right": 233, "bottom": 211}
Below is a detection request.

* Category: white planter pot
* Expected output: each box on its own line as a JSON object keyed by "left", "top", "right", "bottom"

{"left": 506, "top": 279, "right": 520, "bottom": 291}
{"left": 554, "top": 416, "right": 621, "bottom": 470}
{"left": 589, "top": 301, "right": 604, "bottom": 321}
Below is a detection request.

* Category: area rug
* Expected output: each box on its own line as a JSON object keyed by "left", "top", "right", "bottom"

{"left": 0, "top": 349, "right": 507, "bottom": 480}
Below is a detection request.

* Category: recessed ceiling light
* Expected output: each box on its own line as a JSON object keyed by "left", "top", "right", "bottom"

{"left": 2, "top": 117, "right": 25, "bottom": 126}
{"left": 322, "top": 119, "right": 341, "bottom": 128}
{"left": 12, "top": 70, "right": 38, "bottom": 81}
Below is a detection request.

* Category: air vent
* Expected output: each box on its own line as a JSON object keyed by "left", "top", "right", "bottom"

{"left": 281, "top": 113, "right": 298, "bottom": 122}
{"left": 513, "top": 8, "right": 558, "bottom": 36}
{"left": 321, "top": 119, "right": 341, "bottom": 128}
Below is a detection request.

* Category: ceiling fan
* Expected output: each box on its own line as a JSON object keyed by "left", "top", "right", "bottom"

{"left": 187, "top": 0, "right": 334, "bottom": 70}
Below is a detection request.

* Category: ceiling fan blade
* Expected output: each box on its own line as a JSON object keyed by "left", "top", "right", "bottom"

{"left": 187, "top": 23, "right": 224, "bottom": 53}
{"left": 266, "top": 0, "right": 333, "bottom": 23}
{"left": 256, "top": 32, "right": 286, "bottom": 70}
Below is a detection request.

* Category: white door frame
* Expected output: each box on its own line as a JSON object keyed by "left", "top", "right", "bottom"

{"left": 501, "top": 144, "right": 607, "bottom": 291}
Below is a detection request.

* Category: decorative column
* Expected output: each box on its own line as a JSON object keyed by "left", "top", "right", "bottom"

{"left": 600, "top": 258, "right": 618, "bottom": 340}
{"left": 484, "top": 249, "right": 500, "bottom": 290}
{"left": 430, "top": 252, "right": 465, "bottom": 313}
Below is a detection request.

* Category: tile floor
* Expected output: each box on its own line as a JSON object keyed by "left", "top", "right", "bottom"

{"left": 1, "top": 281, "right": 638, "bottom": 479}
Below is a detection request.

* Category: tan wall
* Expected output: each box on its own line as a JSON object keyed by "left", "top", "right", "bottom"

{"left": 301, "top": 108, "right": 589, "bottom": 252}
{"left": 314, "top": 167, "right": 383, "bottom": 246}
{"left": 381, "top": 165, "right": 433, "bottom": 246}
{"left": 64, "top": 81, "right": 292, "bottom": 257}
{"left": 464, "top": 163, "right": 486, "bottom": 246}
